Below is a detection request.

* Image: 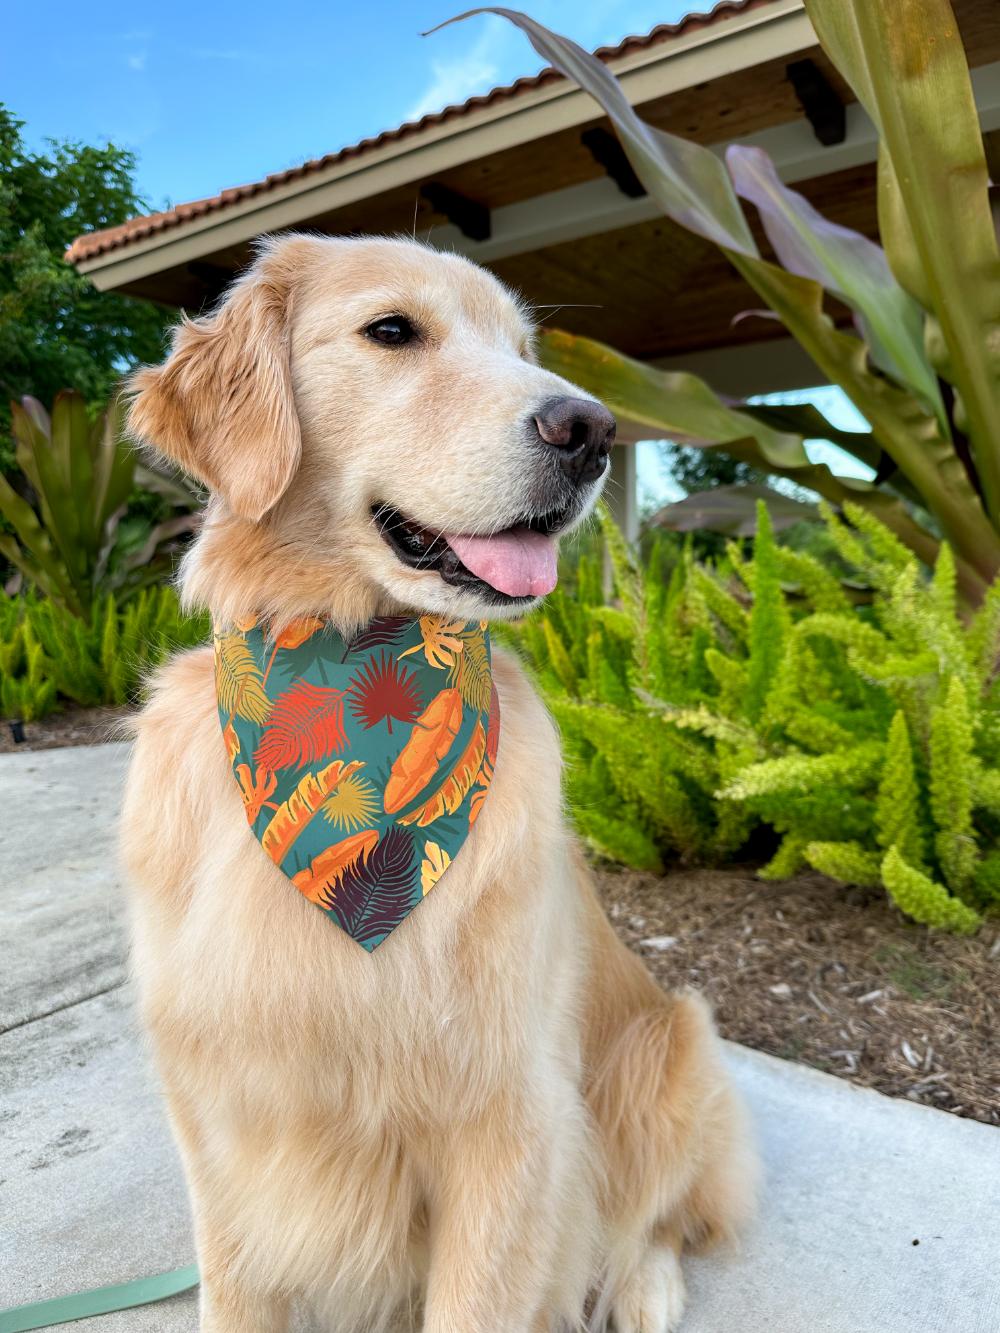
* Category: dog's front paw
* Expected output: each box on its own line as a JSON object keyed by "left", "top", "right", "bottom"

{"left": 609, "top": 1246, "right": 686, "bottom": 1333}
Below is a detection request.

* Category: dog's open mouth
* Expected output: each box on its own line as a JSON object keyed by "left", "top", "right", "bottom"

{"left": 373, "top": 503, "right": 571, "bottom": 602}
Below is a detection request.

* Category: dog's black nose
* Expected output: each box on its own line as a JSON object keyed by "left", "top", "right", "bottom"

{"left": 533, "top": 396, "right": 616, "bottom": 486}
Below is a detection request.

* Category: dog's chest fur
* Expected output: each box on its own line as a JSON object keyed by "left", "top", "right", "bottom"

{"left": 121, "top": 642, "right": 589, "bottom": 1301}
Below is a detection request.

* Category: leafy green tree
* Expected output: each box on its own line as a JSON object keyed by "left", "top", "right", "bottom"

{"left": 0, "top": 105, "right": 170, "bottom": 468}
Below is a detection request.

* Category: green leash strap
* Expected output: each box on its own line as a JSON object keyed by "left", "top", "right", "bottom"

{"left": 0, "top": 1265, "right": 199, "bottom": 1333}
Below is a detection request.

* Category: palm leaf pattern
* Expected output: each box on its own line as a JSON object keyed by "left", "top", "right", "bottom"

{"left": 292, "top": 827, "right": 380, "bottom": 904}
{"left": 448, "top": 623, "right": 492, "bottom": 711}
{"left": 254, "top": 680, "right": 347, "bottom": 770}
{"left": 216, "top": 615, "right": 498, "bottom": 950}
{"left": 345, "top": 616, "right": 413, "bottom": 655}
{"left": 347, "top": 650, "right": 421, "bottom": 732}
{"left": 326, "top": 827, "right": 418, "bottom": 945}
{"left": 215, "top": 632, "right": 271, "bottom": 724}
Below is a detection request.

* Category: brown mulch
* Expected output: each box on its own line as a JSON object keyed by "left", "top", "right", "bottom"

{"left": 597, "top": 865, "right": 1000, "bottom": 1127}
{"left": 3, "top": 709, "right": 997, "bottom": 1124}
{"left": 0, "top": 706, "right": 134, "bottom": 753}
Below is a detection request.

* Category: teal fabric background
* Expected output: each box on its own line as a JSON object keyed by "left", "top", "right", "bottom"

{"left": 214, "top": 614, "right": 499, "bottom": 950}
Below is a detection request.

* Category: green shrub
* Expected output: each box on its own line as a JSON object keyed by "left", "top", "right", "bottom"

{"left": 504, "top": 505, "right": 1000, "bottom": 932}
{"left": 0, "top": 587, "right": 209, "bottom": 721}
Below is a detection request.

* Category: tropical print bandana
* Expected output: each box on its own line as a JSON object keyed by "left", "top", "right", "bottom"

{"left": 214, "top": 614, "right": 499, "bottom": 951}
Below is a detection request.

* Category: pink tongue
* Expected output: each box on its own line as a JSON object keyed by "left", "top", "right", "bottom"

{"left": 444, "top": 527, "right": 558, "bottom": 598}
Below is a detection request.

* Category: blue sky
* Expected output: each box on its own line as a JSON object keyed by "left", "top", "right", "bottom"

{"left": 4, "top": 1, "right": 696, "bottom": 209}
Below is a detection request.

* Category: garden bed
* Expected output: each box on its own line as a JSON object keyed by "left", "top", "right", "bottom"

{"left": 0, "top": 705, "right": 132, "bottom": 753}
{"left": 598, "top": 866, "right": 1000, "bottom": 1127}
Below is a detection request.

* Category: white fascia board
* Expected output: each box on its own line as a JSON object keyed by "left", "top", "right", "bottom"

{"left": 77, "top": 1, "right": 812, "bottom": 291}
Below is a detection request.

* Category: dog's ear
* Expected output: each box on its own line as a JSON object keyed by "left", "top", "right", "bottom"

{"left": 127, "top": 243, "right": 303, "bottom": 522}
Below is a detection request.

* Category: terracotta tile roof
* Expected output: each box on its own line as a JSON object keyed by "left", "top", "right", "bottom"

{"left": 66, "top": 0, "right": 782, "bottom": 266}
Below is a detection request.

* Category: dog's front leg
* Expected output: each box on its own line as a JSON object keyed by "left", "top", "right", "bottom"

{"left": 423, "top": 1102, "right": 570, "bottom": 1333}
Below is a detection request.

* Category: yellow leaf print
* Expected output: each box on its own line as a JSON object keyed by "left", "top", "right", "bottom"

{"left": 420, "top": 841, "right": 451, "bottom": 895}
{"left": 447, "top": 625, "right": 491, "bottom": 711}
{"left": 321, "top": 773, "right": 380, "bottom": 831}
{"left": 260, "top": 759, "right": 366, "bottom": 864}
{"left": 398, "top": 615, "right": 466, "bottom": 669}
{"left": 215, "top": 632, "right": 271, "bottom": 725}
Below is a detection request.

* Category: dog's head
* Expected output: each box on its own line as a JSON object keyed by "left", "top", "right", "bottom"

{"left": 128, "top": 234, "right": 614, "bottom": 625}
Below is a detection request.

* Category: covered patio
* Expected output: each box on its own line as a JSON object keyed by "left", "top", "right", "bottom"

{"left": 65, "top": 0, "right": 1000, "bottom": 537}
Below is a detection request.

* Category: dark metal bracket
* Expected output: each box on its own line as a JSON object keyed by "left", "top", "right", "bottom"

{"left": 420, "top": 182, "right": 491, "bottom": 242}
{"left": 786, "top": 58, "right": 846, "bottom": 147}
{"left": 580, "top": 126, "right": 647, "bottom": 198}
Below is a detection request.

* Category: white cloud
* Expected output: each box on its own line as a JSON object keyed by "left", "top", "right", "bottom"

{"left": 404, "top": 21, "right": 504, "bottom": 123}
{"left": 127, "top": 51, "right": 147, "bottom": 71}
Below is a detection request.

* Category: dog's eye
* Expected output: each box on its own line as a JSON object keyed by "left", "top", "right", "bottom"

{"left": 365, "top": 316, "right": 417, "bottom": 347}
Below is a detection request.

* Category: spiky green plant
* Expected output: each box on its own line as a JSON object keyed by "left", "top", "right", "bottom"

{"left": 506, "top": 504, "right": 1000, "bottom": 932}
{"left": 0, "top": 587, "right": 209, "bottom": 720}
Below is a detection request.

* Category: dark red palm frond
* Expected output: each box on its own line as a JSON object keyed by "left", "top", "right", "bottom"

{"left": 254, "top": 681, "right": 347, "bottom": 770}
{"left": 347, "top": 650, "right": 422, "bottom": 733}
{"left": 346, "top": 617, "right": 412, "bottom": 656}
{"left": 329, "top": 826, "right": 419, "bottom": 947}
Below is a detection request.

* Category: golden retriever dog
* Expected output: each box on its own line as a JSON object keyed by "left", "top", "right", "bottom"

{"left": 121, "top": 234, "right": 757, "bottom": 1333}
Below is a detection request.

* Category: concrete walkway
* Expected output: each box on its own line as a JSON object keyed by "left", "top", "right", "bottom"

{"left": 2, "top": 743, "right": 998, "bottom": 1332}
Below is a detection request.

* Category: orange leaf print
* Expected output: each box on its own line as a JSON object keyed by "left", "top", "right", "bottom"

{"left": 254, "top": 681, "right": 347, "bottom": 770}
{"left": 468, "top": 783, "right": 488, "bottom": 827}
{"left": 398, "top": 719, "right": 486, "bottom": 828}
{"left": 223, "top": 720, "right": 240, "bottom": 763}
{"left": 383, "top": 688, "right": 463, "bottom": 814}
{"left": 291, "top": 828, "right": 379, "bottom": 904}
{"left": 273, "top": 617, "right": 325, "bottom": 651}
{"left": 260, "top": 759, "right": 365, "bottom": 864}
{"left": 235, "top": 763, "right": 277, "bottom": 823}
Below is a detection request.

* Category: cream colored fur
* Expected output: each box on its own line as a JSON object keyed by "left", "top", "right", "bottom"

{"left": 121, "top": 235, "right": 757, "bottom": 1333}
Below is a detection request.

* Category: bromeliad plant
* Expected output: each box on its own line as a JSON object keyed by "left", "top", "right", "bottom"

{"left": 0, "top": 391, "right": 198, "bottom": 616}
{"left": 0, "top": 586, "right": 210, "bottom": 720}
{"left": 450, "top": 3, "right": 1000, "bottom": 606}
{"left": 505, "top": 507, "right": 1000, "bottom": 933}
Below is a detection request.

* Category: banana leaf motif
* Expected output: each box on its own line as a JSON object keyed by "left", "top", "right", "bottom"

{"left": 292, "top": 828, "right": 380, "bottom": 904}
{"left": 216, "top": 616, "right": 499, "bottom": 950}
{"left": 235, "top": 763, "right": 277, "bottom": 823}
{"left": 384, "top": 688, "right": 464, "bottom": 814}
{"left": 260, "top": 759, "right": 366, "bottom": 863}
{"left": 398, "top": 718, "right": 486, "bottom": 828}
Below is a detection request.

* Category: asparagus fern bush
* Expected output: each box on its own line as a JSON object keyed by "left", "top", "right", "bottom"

{"left": 0, "top": 587, "right": 209, "bottom": 720}
{"left": 506, "top": 505, "right": 998, "bottom": 932}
